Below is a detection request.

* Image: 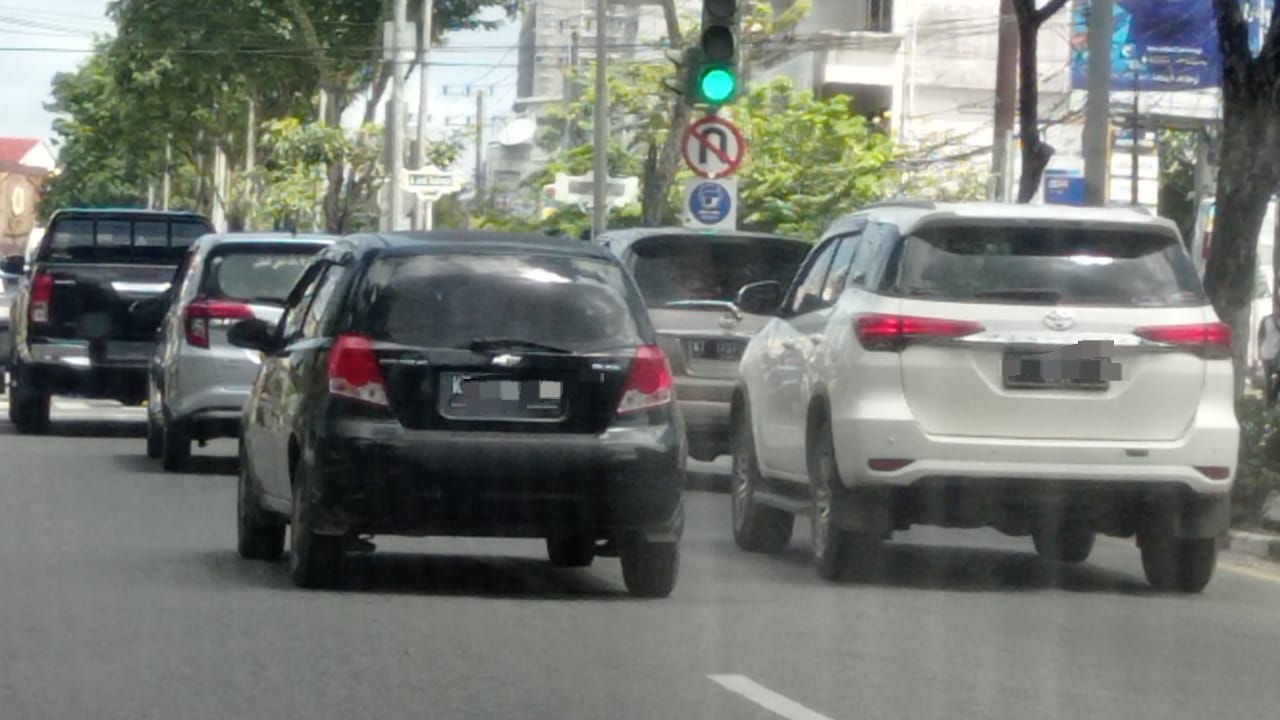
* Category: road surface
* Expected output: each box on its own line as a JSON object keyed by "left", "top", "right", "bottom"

{"left": 1, "top": 402, "right": 1279, "bottom": 720}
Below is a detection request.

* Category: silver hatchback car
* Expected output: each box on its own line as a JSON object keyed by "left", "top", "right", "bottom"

{"left": 147, "top": 233, "right": 333, "bottom": 470}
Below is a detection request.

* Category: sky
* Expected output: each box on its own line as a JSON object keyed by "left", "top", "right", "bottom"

{"left": 0, "top": 0, "right": 521, "bottom": 148}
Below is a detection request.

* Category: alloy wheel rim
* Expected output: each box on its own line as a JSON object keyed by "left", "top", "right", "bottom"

{"left": 732, "top": 438, "right": 751, "bottom": 530}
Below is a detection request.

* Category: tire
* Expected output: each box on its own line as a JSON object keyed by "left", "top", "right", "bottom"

{"left": 145, "top": 414, "right": 164, "bottom": 459}
{"left": 289, "top": 465, "right": 345, "bottom": 589}
{"left": 238, "top": 443, "right": 285, "bottom": 561}
{"left": 619, "top": 534, "right": 679, "bottom": 598}
{"left": 731, "top": 408, "right": 793, "bottom": 554}
{"left": 11, "top": 389, "right": 50, "bottom": 435}
{"left": 1140, "top": 533, "right": 1218, "bottom": 593}
{"left": 161, "top": 420, "right": 192, "bottom": 472}
{"left": 546, "top": 534, "right": 595, "bottom": 568}
{"left": 809, "top": 417, "right": 880, "bottom": 582}
{"left": 1032, "top": 518, "right": 1095, "bottom": 564}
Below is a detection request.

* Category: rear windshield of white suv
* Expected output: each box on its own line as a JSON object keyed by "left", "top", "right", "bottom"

{"left": 628, "top": 234, "right": 808, "bottom": 308}
{"left": 359, "top": 252, "right": 646, "bottom": 352}
{"left": 892, "top": 224, "right": 1205, "bottom": 307}
{"left": 200, "top": 245, "right": 324, "bottom": 304}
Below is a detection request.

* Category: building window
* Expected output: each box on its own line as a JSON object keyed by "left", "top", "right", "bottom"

{"left": 867, "top": 0, "right": 892, "bottom": 32}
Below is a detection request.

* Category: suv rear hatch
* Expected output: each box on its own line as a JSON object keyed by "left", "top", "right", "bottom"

{"left": 33, "top": 214, "right": 212, "bottom": 351}
{"left": 886, "top": 221, "right": 1217, "bottom": 442}
{"left": 353, "top": 251, "right": 656, "bottom": 434}
{"left": 627, "top": 233, "right": 808, "bottom": 381}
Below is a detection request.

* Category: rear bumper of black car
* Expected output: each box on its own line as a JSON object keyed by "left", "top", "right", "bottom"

{"left": 304, "top": 420, "right": 686, "bottom": 541}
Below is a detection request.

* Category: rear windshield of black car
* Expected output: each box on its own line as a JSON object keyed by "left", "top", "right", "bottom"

{"left": 39, "top": 217, "right": 213, "bottom": 264}
{"left": 359, "top": 252, "right": 646, "bottom": 352}
{"left": 890, "top": 224, "right": 1204, "bottom": 307}
{"left": 627, "top": 234, "right": 808, "bottom": 308}
{"left": 199, "top": 245, "right": 324, "bottom": 304}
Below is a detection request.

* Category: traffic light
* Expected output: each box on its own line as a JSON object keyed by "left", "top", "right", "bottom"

{"left": 694, "top": 0, "right": 738, "bottom": 106}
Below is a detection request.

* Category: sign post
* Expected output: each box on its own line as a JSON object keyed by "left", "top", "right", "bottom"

{"left": 683, "top": 177, "right": 738, "bottom": 231}
{"left": 681, "top": 114, "right": 745, "bottom": 231}
{"left": 402, "top": 167, "right": 460, "bottom": 231}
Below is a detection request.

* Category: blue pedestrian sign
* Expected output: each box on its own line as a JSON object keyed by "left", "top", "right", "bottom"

{"left": 684, "top": 178, "right": 737, "bottom": 230}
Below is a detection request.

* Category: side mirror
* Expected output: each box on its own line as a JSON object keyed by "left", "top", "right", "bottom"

{"left": 227, "top": 317, "right": 276, "bottom": 353}
{"left": 736, "top": 281, "right": 784, "bottom": 316}
{"left": 0, "top": 255, "right": 25, "bottom": 275}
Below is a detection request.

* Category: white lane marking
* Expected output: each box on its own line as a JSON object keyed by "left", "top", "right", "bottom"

{"left": 708, "top": 674, "right": 837, "bottom": 720}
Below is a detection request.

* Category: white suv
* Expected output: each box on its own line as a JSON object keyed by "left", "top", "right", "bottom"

{"left": 731, "top": 202, "right": 1238, "bottom": 593}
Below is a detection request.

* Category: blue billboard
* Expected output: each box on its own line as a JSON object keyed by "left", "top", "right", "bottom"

{"left": 1070, "top": 0, "right": 1273, "bottom": 91}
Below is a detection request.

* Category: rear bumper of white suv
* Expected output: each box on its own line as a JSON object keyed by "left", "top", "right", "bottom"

{"left": 830, "top": 416, "right": 1238, "bottom": 496}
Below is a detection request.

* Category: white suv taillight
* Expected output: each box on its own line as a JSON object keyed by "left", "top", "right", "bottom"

{"left": 854, "top": 313, "right": 985, "bottom": 352}
{"left": 327, "top": 333, "right": 389, "bottom": 407}
{"left": 29, "top": 271, "right": 53, "bottom": 324}
{"left": 616, "top": 345, "right": 674, "bottom": 414}
{"left": 185, "top": 299, "right": 253, "bottom": 349}
{"left": 1134, "top": 322, "right": 1232, "bottom": 360}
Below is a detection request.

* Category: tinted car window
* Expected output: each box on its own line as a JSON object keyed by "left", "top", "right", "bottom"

{"left": 41, "top": 216, "right": 213, "bottom": 263}
{"left": 50, "top": 219, "right": 93, "bottom": 260}
{"left": 627, "top": 235, "right": 808, "bottom": 308}
{"left": 787, "top": 238, "right": 840, "bottom": 315}
{"left": 893, "top": 224, "right": 1204, "bottom": 307}
{"left": 199, "top": 246, "right": 324, "bottom": 304}
{"left": 361, "top": 252, "right": 644, "bottom": 352}
{"left": 171, "top": 221, "right": 209, "bottom": 249}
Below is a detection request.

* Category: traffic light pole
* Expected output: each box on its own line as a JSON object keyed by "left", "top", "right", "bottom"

{"left": 591, "top": 0, "right": 609, "bottom": 239}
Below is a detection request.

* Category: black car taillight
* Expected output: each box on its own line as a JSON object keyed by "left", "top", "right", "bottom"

{"left": 29, "top": 271, "right": 53, "bottom": 325}
{"left": 327, "top": 333, "right": 389, "bottom": 407}
{"left": 615, "top": 345, "right": 674, "bottom": 415}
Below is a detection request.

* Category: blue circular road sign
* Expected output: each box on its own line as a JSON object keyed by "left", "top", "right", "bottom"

{"left": 689, "top": 181, "right": 732, "bottom": 225}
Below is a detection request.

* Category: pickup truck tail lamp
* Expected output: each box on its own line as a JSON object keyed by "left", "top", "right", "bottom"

{"left": 1134, "top": 322, "right": 1231, "bottom": 360}
{"left": 327, "top": 333, "right": 389, "bottom": 407}
{"left": 854, "top": 314, "right": 985, "bottom": 352}
{"left": 29, "top": 272, "right": 54, "bottom": 325}
{"left": 185, "top": 299, "right": 254, "bottom": 349}
{"left": 616, "top": 345, "right": 674, "bottom": 415}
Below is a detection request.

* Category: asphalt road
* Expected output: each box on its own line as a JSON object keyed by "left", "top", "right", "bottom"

{"left": 3, "top": 403, "right": 1280, "bottom": 720}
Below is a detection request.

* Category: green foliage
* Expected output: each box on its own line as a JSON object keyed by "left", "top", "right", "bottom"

{"left": 1234, "top": 396, "right": 1280, "bottom": 527}
{"left": 1158, "top": 129, "right": 1198, "bottom": 243}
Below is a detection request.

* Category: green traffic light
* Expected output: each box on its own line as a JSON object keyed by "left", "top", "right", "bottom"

{"left": 699, "top": 67, "right": 736, "bottom": 104}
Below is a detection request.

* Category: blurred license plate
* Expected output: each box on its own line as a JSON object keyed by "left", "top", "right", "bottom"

{"left": 687, "top": 339, "right": 744, "bottom": 361}
{"left": 439, "top": 373, "right": 563, "bottom": 420}
{"left": 1002, "top": 342, "right": 1120, "bottom": 390}
{"left": 104, "top": 341, "right": 153, "bottom": 363}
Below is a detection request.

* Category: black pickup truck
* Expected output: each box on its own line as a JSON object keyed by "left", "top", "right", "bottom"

{"left": 3, "top": 209, "right": 215, "bottom": 433}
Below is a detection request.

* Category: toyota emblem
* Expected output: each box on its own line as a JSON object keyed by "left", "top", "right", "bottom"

{"left": 1043, "top": 309, "right": 1075, "bottom": 331}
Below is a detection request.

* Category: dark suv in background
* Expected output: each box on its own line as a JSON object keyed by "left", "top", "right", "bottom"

{"left": 4, "top": 209, "right": 214, "bottom": 432}
{"left": 231, "top": 231, "right": 686, "bottom": 597}
{"left": 595, "top": 228, "right": 809, "bottom": 462}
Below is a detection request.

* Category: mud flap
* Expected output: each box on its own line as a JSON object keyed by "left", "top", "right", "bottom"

{"left": 833, "top": 489, "right": 893, "bottom": 539}
{"left": 641, "top": 496, "right": 685, "bottom": 543}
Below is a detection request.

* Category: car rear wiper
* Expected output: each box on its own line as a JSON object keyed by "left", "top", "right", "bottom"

{"left": 465, "top": 338, "right": 572, "bottom": 354}
{"left": 974, "top": 288, "right": 1062, "bottom": 303}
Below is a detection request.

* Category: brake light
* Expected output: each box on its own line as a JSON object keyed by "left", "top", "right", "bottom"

{"left": 1134, "top": 322, "right": 1231, "bottom": 359}
{"left": 616, "top": 345, "right": 674, "bottom": 414}
{"left": 1195, "top": 465, "right": 1231, "bottom": 480}
{"left": 327, "top": 333, "right": 389, "bottom": 407}
{"left": 184, "top": 299, "right": 253, "bottom": 349}
{"left": 854, "top": 313, "right": 985, "bottom": 352}
{"left": 29, "top": 272, "right": 53, "bottom": 324}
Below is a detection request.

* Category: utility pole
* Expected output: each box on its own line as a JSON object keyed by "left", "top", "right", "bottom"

{"left": 474, "top": 89, "right": 485, "bottom": 199}
{"left": 386, "top": 0, "right": 410, "bottom": 231}
{"left": 162, "top": 139, "right": 171, "bottom": 211}
{"left": 413, "top": 0, "right": 434, "bottom": 230}
{"left": 563, "top": 28, "right": 581, "bottom": 151}
{"left": 1083, "top": 0, "right": 1113, "bottom": 206}
{"left": 245, "top": 98, "right": 256, "bottom": 226}
{"left": 991, "top": 0, "right": 1017, "bottom": 202}
{"left": 1130, "top": 72, "right": 1139, "bottom": 206}
{"left": 591, "top": 0, "right": 609, "bottom": 238}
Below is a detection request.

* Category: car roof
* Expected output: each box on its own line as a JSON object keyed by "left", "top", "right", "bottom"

{"left": 46, "top": 208, "right": 212, "bottom": 222}
{"left": 193, "top": 232, "right": 337, "bottom": 250}
{"left": 594, "top": 226, "right": 805, "bottom": 253}
{"left": 336, "top": 230, "right": 616, "bottom": 261}
{"left": 833, "top": 200, "right": 1181, "bottom": 238}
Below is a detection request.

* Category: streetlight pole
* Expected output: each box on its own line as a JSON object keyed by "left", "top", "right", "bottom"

{"left": 386, "top": 0, "right": 409, "bottom": 231}
{"left": 591, "top": 0, "right": 609, "bottom": 239}
{"left": 413, "top": 0, "right": 434, "bottom": 231}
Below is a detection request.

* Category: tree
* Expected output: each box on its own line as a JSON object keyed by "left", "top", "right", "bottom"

{"left": 1011, "top": 0, "right": 1070, "bottom": 203}
{"left": 1157, "top": 129, "right": 1199, "bottom": 243}
{"left": 1207, "top": 0, "right": 1280, "bottom": 385}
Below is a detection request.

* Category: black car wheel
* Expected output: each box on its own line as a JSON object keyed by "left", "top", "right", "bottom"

{"left": 731, "top": 407, "right": 793, "bottom": 554}
{"left": 546, "top": 533, "right": 595, "bottom": 568}
{"left": 146, "top": 414, "right": 164, "bottom": 459}
{"left": 289, "top": 465, "right": 345, "bottom": 589}
{"left": 161, "top": 419, "right": 192, "bottom": 472}
{"left": 10, "top": 372, "right": 50, "bottom": 435}
{"left": 619, "top": 533, "right": 679, "bottom": 598}
{"left": 809, "top": 418, "right": 880, "bottom": 582}
{"left": 238, "top": 443, "right": 285, "bottom": 561}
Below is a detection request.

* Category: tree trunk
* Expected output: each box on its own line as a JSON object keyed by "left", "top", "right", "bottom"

{"left": 641, "top": 0, "right": 686, "bottom": 226}
{"left": 1015, "top": 15, "right": 1052, "bottom": 203}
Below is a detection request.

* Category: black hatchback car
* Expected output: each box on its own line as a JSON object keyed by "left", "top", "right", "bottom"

{"left": 230, "top": 231, "right": 686, "bottom": 597}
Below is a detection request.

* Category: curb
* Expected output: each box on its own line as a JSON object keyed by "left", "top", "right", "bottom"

{"left": 1227, "top": 530, "right": 1280, "bottom": 562}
